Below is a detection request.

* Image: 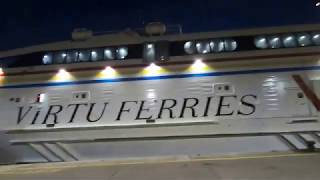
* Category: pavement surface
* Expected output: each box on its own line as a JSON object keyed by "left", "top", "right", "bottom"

{"left": 0, "top": 152, "right": 319, "bottom": 180}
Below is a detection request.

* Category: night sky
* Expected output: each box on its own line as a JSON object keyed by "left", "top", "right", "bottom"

{"left": 0, "top": 0, "right": 319, "bottom": 50}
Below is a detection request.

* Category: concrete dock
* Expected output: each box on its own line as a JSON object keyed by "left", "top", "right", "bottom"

{"left": 0, "top": 152, "right": 319, "bottom": 180}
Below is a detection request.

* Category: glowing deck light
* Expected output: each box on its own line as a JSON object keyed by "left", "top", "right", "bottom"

{"left": 98, "top": 66, "right": 118, "bottom": 78}
{"left": 51, "top": 68, "right": 73, "bottom": 81}
{"left": 141, "top": 63, "right": 165, "bottom": 76}
{"left": 146, "top": 63, "right": 161, "bottom": 71}
{"left": 57, "top": 69, "right": 70, "bottom": 78}
{"left": 188, "top": 59, "right": 211, "bottom": 73}
{"left": 58, "top": 69, "right": 67, "bottom": 74}
{"left": 316, "top": 2, "right": 320, "bottom": 7}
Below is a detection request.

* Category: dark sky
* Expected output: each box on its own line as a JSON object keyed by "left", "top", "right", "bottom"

{"left": 0, "top": 0, "right": 319, "bottom": 50}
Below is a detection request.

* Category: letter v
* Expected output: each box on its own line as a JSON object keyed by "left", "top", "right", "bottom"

{"left": 17, "top": 106, "right": 32, "bottom": 124}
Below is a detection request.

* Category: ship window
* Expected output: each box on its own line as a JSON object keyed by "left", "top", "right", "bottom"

{"left": 210, "top": 39, "right": 224, "bottom": 52}
{"left": 143, "top": 43, "right": 156, "bottom": 62}
{"left": 53, "top": 52, "right": 67, "bottom": 64}
{"left": 184, "top": 41, "right": 196, "bottom": 54}
{"left": 297, "top": 33, "right": 312, "bottom": 47}
{"left": 224, "top": 39, "right": 237, "bottom": 51}
{"left": 42, "top": 53, "right": 53, "bottom": 65}
{"left": 116, "top": 47, "right": 128, "bottom": 60}
{"left": 66, "top": 51, "right": 79, "bottom": 63}
{"left": 254, "top": 36, "right": 268, "bottom": 49}
{"left": 78, "top": 50, "right": 91, "bottom": 62}
{"left": 312, "top": 32, "right": 320, "bottom": 45}
{"left": 91, "top": 49, "right": 103, "bottom": 61}
{"left": 254, "top": 32, "right": 320, "bottom": 50}
{"left": 104, "top": 48, "right": 115, "bottom": 60}
{"left": 268, "top": 35, "right": 282, "bottom": 49}
{"left": 196, "top": 41, "right": 210, "bottom": 54}
{"left": 282, "top": 34, "right": 297, "bottom": 48}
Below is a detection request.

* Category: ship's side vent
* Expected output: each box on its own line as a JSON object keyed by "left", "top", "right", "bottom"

{"left": 213, "top": 83, "right": 235, "bottom": 96}
{"left": 72, "top": 91, "right": 90, "bottom": 102}
{"left": 9, "top": 97, "right": 23, "bottom": 103}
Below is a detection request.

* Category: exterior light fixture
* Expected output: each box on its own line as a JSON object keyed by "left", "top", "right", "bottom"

{"left": 146, "top": 63, "right": 161, "bottom": 71}
{"left": 192, "top": 59, "right": 206, "bottom": 69}
{"left": 0, "top": 68, "right": 4, "bottom": 76}
{"left": 51, "top": 68, "right": 73, "bottom": 81}
{"left": 58, "top": 69, "right": 67, "bottom": 74}
{"left": 188, "top": 59, "right": 210, "bottom": 73}
{"left": 99, "top": 66, "right": 118, "bottom": 78}
{"left": 141, "top": 63, "right": 164, "bottom": 76}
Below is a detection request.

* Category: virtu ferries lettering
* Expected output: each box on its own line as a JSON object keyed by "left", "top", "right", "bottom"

{"left": 16, "top": 95, "right": 257, "bottom": 125}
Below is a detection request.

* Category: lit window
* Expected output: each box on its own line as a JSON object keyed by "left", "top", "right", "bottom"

{"left": 210, "top": 40, "right": 224, "bottom": 52}
{"left": 147, "top": 43, "right": 154, "bottom": 49}
{"left": 91, "top": 49, "right": 104, "bottom": 61}
{"left": 42, "top": 53, "right": 53, "bottom": 65}
{"left": 66, "top": 51, "right": 79, "bottom": 63}
{"left": 224, "top": 39, "right": 237, "bottom": 51}
{"left": 254, "top": 36, "right": 268, "bottom": 49}
{"left": 312, "top": 32, "right": 320, "bottom": 45}
{"left": 104, "top": 48, "right": 115, "bottom": 60}
{"left": 268, "top": 35, "right": 282, "bottom": 49}
{"left": 297, "top": 33, "right": 312, "bottom": 47}
{"left": 143, "top": 43, "right": 156, "bottom": 62}
{"left": 116, "top": 47, "right": 128, "bottom": 60}
{"left": 53, "top": 52, "right": 67, "bottom": 64}
{"left": 282, "top": 34, "right": 297, "bottom": 48}
{"left": 184, "top": 41, "right": 196, "bottom": 54}
{"left": 196, "top": 41, "right": 210, "bottom": 54}
{"left": 78, "top": 50, "right": 91, "bottom": 62}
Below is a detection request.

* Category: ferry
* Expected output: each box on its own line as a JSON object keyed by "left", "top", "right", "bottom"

{"left": 0, "top": 23, "right": 319, "bottom": 164}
